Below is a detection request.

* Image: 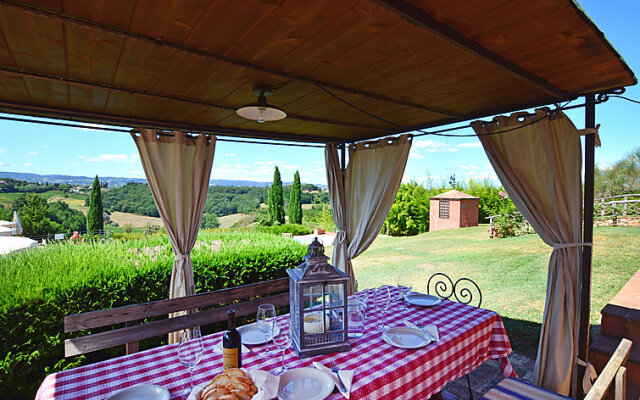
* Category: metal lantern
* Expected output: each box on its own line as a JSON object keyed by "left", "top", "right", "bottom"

{"left": 287, "top": 237, "right": 351, "bottom": 358}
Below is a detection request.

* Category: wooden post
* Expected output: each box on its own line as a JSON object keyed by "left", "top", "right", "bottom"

{"left": 577, "top": 94, "right": 596, "bottom": 399}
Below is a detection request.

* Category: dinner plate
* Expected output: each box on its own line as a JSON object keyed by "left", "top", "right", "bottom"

{"left": 383, "top": 327, "right": 432, "bottom": 349}
{"left": 105, "top": 384, "right": 170, "bottom": 400}
{"left": 237, "top": 322, "right": 281, "bottom": 345}
{"left": 277, "top": 367, "right": 334, "bottom": 400}
{"left": 405, "top": 293, "right": 442, "bottom": 307}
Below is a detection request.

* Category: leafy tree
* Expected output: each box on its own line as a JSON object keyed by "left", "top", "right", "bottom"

{"left": 288, "top": 171, "right": 303, "bottom": 224}
{"left": 19, "top": 193, "right": 50, "bottom": 236}
{"left": 594, "top": 146, "right": 640, "bottom": 197}
{"left": 0, "top": 207, "right": 11, "bottom": 221}
{"left": 87, "top": 176, "right": 104, "bottom": 232}
{"left": 268, "top": 166, "right": 285, "bottom": 224}
{"left": 48, "top": 201, "right": 86, "bottom": 233}
{"left": 200, "top": 213, "right": 221, "bottom": 229}
{"left": 11, "top": 193, "right": 29, "bottom": 213}
{"left": 383, "top": 182, "right": 430, "bottom": 236}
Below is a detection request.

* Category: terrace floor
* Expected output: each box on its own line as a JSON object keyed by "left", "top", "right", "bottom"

{"left": 443, "top": 352, "right": 536, "bottom": 400}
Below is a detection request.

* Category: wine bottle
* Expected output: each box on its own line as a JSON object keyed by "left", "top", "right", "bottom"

{"left": 222, "top": 310, "right": 242, "bottom": 370}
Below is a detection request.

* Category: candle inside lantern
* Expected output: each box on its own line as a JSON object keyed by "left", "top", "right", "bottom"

{"left": 304, "top": 312, "right": 330, "bottom": 333}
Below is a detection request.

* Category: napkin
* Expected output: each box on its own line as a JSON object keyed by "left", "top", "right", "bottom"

{"left": 403, "top": 320, "right": 440, "bottom": 342}
{"left": 187, "top": 368, "right": 279, "bottom": 400}
{"left": 312, "top": 362, "right": 354, "bottom": 399}
{"left": 213, "top": 340, "right": 252, "bottom": 354}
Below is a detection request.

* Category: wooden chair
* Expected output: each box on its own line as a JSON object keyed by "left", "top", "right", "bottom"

{"left": 480, "top": 338, "right": 632, "bottom": 400}
{"left": 427, "top": 273, "right": 483, "bottom": 400}
{"left": 64, "top": 277, "right": 289, "bottom": 357}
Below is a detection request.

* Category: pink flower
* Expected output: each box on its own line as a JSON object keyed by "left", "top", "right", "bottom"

{"left": 498, "top": 191, "right": 509, "bottom": 200}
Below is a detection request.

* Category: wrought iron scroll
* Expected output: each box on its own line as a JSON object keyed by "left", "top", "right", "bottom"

{"left": 426, "top": 273, "right": 482, "bottom": 308}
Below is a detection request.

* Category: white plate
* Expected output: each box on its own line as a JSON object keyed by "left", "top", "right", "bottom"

{"left": 105, "top": 385, "right": 170, "bottom": 400}
{"left": 383, "top": 327, "right": 432, "bottom": 349}
{"left": 238, "top": 322, "right": 281, "bottom": 345}
{"left": 277, "top": 367, "right": 334, "bottom": 400}
{"left": 405, "top": 293, "right": 442, "bottom": 307}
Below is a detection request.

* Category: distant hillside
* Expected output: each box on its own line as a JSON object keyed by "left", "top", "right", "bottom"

{"left": 0, "top": 171, "right": 327, "bottom": 189}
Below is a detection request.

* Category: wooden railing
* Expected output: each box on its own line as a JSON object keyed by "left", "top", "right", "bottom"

{"left": 595, "top": 194, "right": 640, "bottom": 226}
{"left": 64, "top": 277, "right": 289, "bottom": 357}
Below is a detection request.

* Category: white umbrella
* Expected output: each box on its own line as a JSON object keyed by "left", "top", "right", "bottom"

{"left": 12, "top": 211, "right": 23, "bottom": 235}
{"left": 0, "top": 236, "right": 37, "bottom": 255}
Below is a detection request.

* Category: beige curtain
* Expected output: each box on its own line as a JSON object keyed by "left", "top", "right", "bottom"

{"left": 131, "top": 129, "right": 216, "bottom": 343}
{"left": 471, "top": 108, "right": 594, "bottom": 396}
{"left": 326, "top": 135, "right": 412, "bottom": 294}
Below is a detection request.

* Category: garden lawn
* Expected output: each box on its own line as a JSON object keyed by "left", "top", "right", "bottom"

{"left": 352, "top": 225, "right": 640, "bottom": 358}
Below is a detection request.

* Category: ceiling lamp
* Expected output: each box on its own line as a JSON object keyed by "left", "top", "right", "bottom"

{"left": 236, "top": 87, "right": 287, "bottom": 123}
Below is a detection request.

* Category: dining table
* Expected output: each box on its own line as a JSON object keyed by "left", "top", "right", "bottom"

{"left": 36, "top": 285, "right": 516, "bottom": 400}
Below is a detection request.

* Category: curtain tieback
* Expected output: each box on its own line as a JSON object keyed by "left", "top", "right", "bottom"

{"left": 335, "top": 230, "right": 347, "bottom": 244}
{"left": 174, "top": 254, "right": 189, "bottom": 287}
{"left": 576, "top": 358, "right": 598, "bottom": 394}
{"left": 552, "top": 242, "right": 593, "bottom": 250}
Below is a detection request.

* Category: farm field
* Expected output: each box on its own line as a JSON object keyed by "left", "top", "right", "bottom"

{"left": 352, "top": 225, "right": 640, "bottom": 358}
{"left": 0, "top": 190, "right": 64, "bottom": 207}
{"left": 218, "top": 213, "right": 254, "bottom": 228}
{"left": 109, "top": 211, "right": 162, "bottom": 227}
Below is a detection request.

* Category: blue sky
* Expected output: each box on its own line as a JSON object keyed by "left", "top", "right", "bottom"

{"left": 0, "top": 0, "right": 638, "bottom": 186}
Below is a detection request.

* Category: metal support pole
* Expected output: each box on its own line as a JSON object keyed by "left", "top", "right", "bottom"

{"left": 577, "top": 94, "right": 596, "bottom": 399}
{"left": 340, "top": 143, "right": 346, "bottom": 173}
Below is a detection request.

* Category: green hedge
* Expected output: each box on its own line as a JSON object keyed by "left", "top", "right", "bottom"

{"left": 254, "top": 224, "right": 312, "bottom": 236}
{"left": 0, "top": 231, "right": 306, "bottom": 399}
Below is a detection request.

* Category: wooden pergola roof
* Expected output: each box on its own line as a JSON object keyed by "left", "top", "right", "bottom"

{"left": 0, "top": 0, "right": 635, "bottom": 143}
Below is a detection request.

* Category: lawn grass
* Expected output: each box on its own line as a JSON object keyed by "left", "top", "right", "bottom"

{"left": 352, "top": 225, "right": 640, "bottom": 358}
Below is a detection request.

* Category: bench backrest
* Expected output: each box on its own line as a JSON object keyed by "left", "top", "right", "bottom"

{"left": 64, "top": 277, "right": 289, "bottom": 357}
{"left": 585, "top": 338, "right": 632, "bottom": 400}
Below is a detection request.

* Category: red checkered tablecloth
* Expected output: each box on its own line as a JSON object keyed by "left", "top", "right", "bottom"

{"left": 36, "top": 286, "right": 515, "bottom": 400}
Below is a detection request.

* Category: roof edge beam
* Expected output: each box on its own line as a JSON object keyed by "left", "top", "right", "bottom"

{"left": 0, "top": 100, "right": 346, "bottom": 144}
{"left": 371, "top": 0, "right": 572, "bottom": 100}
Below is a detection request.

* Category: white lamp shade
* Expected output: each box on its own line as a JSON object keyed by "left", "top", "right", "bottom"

{"left": 236, "top": 105, "right": 287, "bottom": 122}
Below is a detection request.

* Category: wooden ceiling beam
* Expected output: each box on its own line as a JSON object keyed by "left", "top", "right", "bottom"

{"left": 370, "top": 0, "right": 574, "bottom": 101}
{"left": 0, "top": 100, "right": 347, "bottom": 143}
{"left": 0, "top": 0, "right": 463, "bottom": 119}
{"left": 0, "top": 67, "right": 394, "bottom": 132}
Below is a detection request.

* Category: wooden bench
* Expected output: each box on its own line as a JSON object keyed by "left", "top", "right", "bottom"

{"left": 481, "top": 338, "right": 633, "bottom": 400}
{"left": 64, "top": 277, "right": 289, "bottom": 357}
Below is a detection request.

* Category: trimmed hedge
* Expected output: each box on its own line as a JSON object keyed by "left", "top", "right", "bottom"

{"left": 254, "top": 224, "right": 312, "bottom": 236}
{"left": 0, "top": 231, "right": 306, "bottom": 399}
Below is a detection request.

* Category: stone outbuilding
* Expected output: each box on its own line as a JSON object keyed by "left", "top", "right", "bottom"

{"left": 429, "top": 190, "right": 479, "bottom": 232}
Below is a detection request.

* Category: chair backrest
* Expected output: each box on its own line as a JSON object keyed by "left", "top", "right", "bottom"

{"left": 584, "top": 338, "right": 632, "bottom": 400}
{"left": 64, "top": 277, "right": 289, "bottom": 357}
{"left": 426, "top": 272, "right": 482, "bottom": 307}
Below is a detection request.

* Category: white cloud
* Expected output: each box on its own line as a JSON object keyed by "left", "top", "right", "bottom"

{"left": 28, "top": 151, "right": 39, "bottom": 156}
{"left": 447, "top": 148, "right": 459, "bottom": 152}
{"left": 410, "top": 152, "right": 425, "bottom": 160}
{"left": 24, "top": 163, "right": 33, "bottom": 167}
{"left": 225, "top": 153, "right": 235, "bottom": 157}
{"left": 459, "top": 164, "right": 479, "bottom": 170}
{"left": 78, "top": 154, "right": 139, "bottom": 163}
{"left": 412, "top": 140, "right": 459, "bottom": 153}
{"left": 0, "top": 162, "right": 16, "bottom": 167}
{"left": 458, "top": 142, "right": 482, "bottom": 148}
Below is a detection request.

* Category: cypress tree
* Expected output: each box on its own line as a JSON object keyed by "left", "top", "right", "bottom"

{"left": 269, "top": 166, "right": 285, "bottom": 224}
{"left": 288, "top": 170, "right": 303, "bottom": 224}
{"left": 87, "top": 175, "right": 104, "bottom": 232}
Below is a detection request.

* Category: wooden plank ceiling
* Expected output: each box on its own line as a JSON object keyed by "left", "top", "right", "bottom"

{"left": 0, "top": 0, "right": 635, "bottom": 143}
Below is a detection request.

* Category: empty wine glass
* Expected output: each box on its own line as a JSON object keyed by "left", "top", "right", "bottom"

{"left": 178, "top": 328, "right": 204, "bottom": 396}
{"left": 257, "top": 304, "right": 276, "bottom": 341}
{"left": 356, "top": 288, "right": 372, "bottom": 321}
{"left": 374, "top": 287, "right": 391, "bottom": 332}
{"left": 397, "top": 277, "right": 413, "bottom": 310}
{"left": 272, "top": 319, "right": 292, "bottom": 374}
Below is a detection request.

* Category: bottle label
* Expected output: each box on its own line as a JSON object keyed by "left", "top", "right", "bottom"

{"left": 223, "top": 347, "right": 239, "bottom": 370}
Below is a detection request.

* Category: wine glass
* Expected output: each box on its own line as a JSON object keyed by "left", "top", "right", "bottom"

{"left": 178, "top": 328, "right": 204, "bottom": 396}
{"left": 374, "top": 287, "right": 391, "bottom": 332}
{"left": 257, "top": 304, "right": 276, "bottom": 355}
{"left": 257, "top": 304, "right": 276, "bottom": 341}
{"left": 356, "top": 288, "right": 372, "bottom": 321}
{"left": 397, "top": 277, "right": 413, "bottom": 311}
{"left": 272, "top": 318, "right": 292, "bottom": 374}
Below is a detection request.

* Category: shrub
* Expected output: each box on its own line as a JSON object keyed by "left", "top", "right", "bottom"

{"left": 254, "top": 224, "right": 312, "bottom": 236}
{"left": 492, "top": 214, "right": 529, "bottom": 238}
{"left": 0, "top": 231, "right": 306, "bottom": 399}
